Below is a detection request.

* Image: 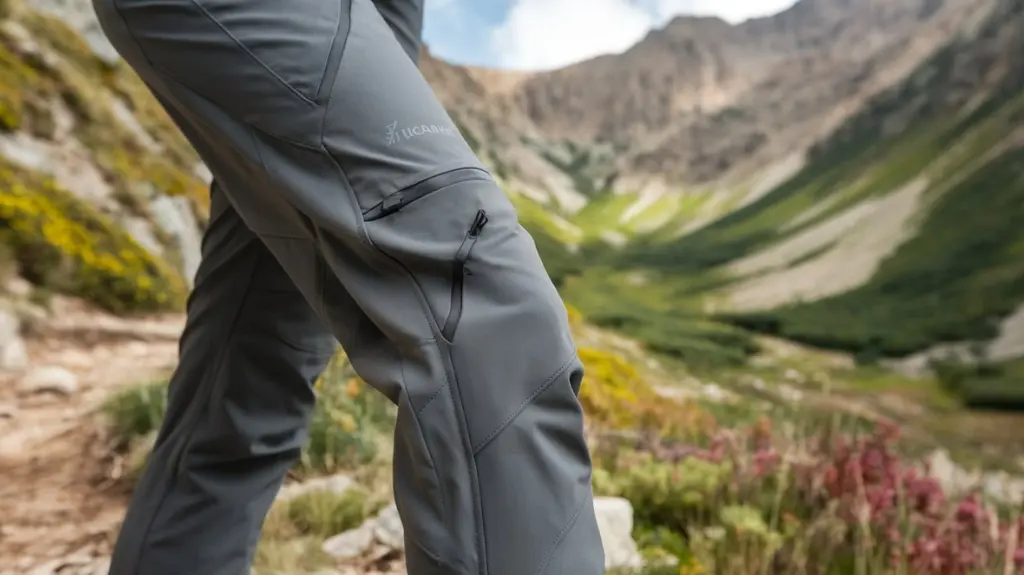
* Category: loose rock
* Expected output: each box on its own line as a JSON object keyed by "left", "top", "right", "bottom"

{"left": 19, "top": 365, "right": 79, "bottom": 396}
{"left": 0, "top": 307, "right": 28, "bottom": 372}
{"left": 276, "top": 473, "right": 354, "bottom": 503}
{"left": 322, "top": 521, "right": 376, "bottom": 560}
{"left": 594, "top": 497, "right": 645, "bottom": 572}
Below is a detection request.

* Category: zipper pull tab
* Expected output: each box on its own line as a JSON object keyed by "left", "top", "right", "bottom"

{"left": 380, "top": 193, "right": 404, "bottom": 216}
{"left": 469, "top": 209, "right": 488, "bottom": 237}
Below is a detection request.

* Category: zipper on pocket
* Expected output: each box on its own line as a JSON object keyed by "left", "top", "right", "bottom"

{"left": 441, "top": 209, "right": 488, "bottom": 341}
{"left": 363, "top": 169, "right": 492, "bottom": 221}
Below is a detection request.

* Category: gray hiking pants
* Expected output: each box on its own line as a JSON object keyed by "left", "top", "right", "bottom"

{"left": 91, "top": 0, "right": 603, "bottom": 574}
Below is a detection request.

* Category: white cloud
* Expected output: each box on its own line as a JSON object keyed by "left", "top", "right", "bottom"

{"left": 491, "top": 0, "right": 798, "bottom": 70}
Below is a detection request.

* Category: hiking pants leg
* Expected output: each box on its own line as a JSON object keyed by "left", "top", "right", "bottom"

{"left": 106, "top": 182, "right": 337, "bottom": 573}
{"left": 371, "top": 0, "right": 426, "bottom": 63}
{"left": 94, "top": 0, "right": 605, "bottom": 573}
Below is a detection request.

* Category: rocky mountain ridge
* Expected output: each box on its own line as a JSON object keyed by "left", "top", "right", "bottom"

{"left": 423, "top": 0, "right": 1003, "bottom": 205}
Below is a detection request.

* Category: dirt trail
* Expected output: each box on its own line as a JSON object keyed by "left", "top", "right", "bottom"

{"left": 0, "top": 298, "right": 183, "bottom": 574}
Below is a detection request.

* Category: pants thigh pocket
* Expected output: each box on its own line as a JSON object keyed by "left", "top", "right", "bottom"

{"left": 361, "top": 168, "right": 503, "bottom": 344}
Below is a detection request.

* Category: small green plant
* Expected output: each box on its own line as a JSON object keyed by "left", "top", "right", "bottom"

{"left": 100, "top": 380, "right": 168, "bottom": 446}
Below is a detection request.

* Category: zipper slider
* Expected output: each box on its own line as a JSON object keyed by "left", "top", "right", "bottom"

{"left": 469, "top": 209, "right": 488, "bottom": 237}
{"left": 380, "top": 193, "right": 404, "bottom": 216}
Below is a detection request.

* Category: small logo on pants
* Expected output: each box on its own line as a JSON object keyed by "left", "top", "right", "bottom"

{"left": 386, "top": 121, "right": 460, "bottom": 146}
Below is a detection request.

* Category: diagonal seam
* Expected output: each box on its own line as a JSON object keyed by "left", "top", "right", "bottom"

{"left": 130, "top": 238, "right": 264, "bottom": 573}
{"left": 188, "top": 0, "right": 317, "bottom": 107}
{"left": 471, "top": 352, "right": 578, "bottom": 455}
{"left": 533, "top": 491, "right": 588, "bottom": 575}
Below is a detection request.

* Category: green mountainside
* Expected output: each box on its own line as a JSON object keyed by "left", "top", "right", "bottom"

{"left": 1, "top": 0, "right": 1022, "bottom": 409}
{"left": 453, "top": 0, "right": 1024, "bottom": 407}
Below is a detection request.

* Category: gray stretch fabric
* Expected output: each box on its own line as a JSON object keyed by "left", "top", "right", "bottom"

{"left": 92, "top": 0, "right": 605, "bottom": 573}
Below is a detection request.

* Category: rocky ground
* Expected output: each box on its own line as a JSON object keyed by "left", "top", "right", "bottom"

{"left": 0, "top": 289, "right": 181, "bottom": 574}
{"left": 0, "top": 289, "right": 645, "bottom": 575}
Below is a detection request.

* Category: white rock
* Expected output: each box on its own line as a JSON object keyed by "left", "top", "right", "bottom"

{"left": 276, "top": 474, "right": 354, "bottom": 502}
{"left": 322, "top": 521, "right": 376, "bottom": 560}
{"left": 0, "top": 308, "right": 28, "bottom": 372}
{"left": 594, "top": 496, "right": 644, "bottom": 572}
{"left": 150, "top": 195, "right": 203, "bottom": 287}
{"left": 5, "top": 277, "right": 32, "bottom": 298}
{"left": 19, "top": 366, "right": 79, "bottom": 395}
{"left": 372, "top": 504, "right": 405, "bottom": 550}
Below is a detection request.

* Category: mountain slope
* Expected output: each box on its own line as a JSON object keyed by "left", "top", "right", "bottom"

{"left": 421, "top": 0, "right": 1024, "bottom": 396}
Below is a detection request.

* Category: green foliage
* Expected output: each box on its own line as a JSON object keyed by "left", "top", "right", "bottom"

{"left": 932, "top": 357, "right": 1024, "bottom": 409}
{"left": 0, "top": 161, "right": 188, "bottom": 313}
{"left": 724, "top": 144, "right": 1024, "bottom": 358}
{"left": 100, "top": 379, "right": 168, "bottom": 443}
{"left": 0, "top": 2, "right": 208, "bottom": 218}
{"left": 561, "top": 269, "right": 759, "bottom": 369}
{"left": 102, "top": 350, "right": 398, "bottom": 480}
{"left": 540, "top": 140, "right": 607, "bottom": 196}
{"left": 278, "top": 486, "right": 380, "bottom": 539}
{"left": 0, "top": 31, "right": 56, "bottom": 136}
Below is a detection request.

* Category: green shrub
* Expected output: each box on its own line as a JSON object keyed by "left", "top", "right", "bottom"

{"left": 102, "top": 350, "right": 398, "bottom": 481}
{"left": 101, "top": 380, "right": 168, "bottom": 445}
{"left": 0, "top": 161, "right": 188, "bottom": 313}
{"left": 280, "top": 486, "right": 379, "bottom": 539}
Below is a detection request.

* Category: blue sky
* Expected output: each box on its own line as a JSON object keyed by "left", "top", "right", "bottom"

{"left": 422, "top": 0, "right": 799, "bottom": 70}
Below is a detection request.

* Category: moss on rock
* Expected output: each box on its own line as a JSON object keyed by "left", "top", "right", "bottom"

{"left": 0, "top": 159, "right": 187, "bottom": 313}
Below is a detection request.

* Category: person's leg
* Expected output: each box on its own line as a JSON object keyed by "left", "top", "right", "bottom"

{"left": 372, "top": 0, "right": 425, "bottom": 62}
{"left": 106, "top": 181, "right": 338, "bottom": 573}
{"left": 94, "top": 0, "right": 604, "bottom": 573}
{"left": 108, "top": 3, "right": 423, "bottom": 571}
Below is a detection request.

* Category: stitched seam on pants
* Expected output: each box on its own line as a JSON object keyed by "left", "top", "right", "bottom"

{"left": 534, "top": 492, "right": 588, "bottom": 575}
{"left": 315, "top": 0, "right": 352, "bottom": 102}
{"left": 129, "top": 245, "right": 263, "bottom": 573}
{"left": 310, "top": 40, "right": 486, "bottom": 571}
{"left": 438, "top": 344, "right": 487, "bottom": 575}
{"left": 399, "top": 356, "right": 449, "bottom": 558}
{"left": 415, "top": 380, "right": 447, "bottom": 416}
{"left": 110, "top": 0, "right": 163, "bottom": 73}
{"left": 470, "top": 352, "right": 579, "bottom": 455}
{"left": 189, "top": 0, "right": 318, "bottom": 106}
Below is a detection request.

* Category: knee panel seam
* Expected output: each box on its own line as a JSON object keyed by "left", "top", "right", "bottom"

{"left": 471, "top": 351, "right": 579, "bottom": 456}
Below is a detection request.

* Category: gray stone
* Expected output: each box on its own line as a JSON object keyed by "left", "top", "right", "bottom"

{"left": 276, "top": 474, "right": 354, "bottom": 503}
{"left": 150, "top": 195, "right": 202, "bottom": 287}
{"left": 19, "top": 365, "right": 79, "bottom": 396}
{"left": 5, "top": 277, "right": 32, "bottom": 298}
{"left": 372, "top": 504, "right": 405, "bottom": 550}
{"left": 594, "top": 496, "right": 644, "bottom": 572}
{"left": 121, "top": 216, "right": 165, "bottom": 257}
{"left": 0, "top": 308, "right": 28, "bottom": 372}
{"left": 322, "top": 521, "right": 376, "bottom": 560}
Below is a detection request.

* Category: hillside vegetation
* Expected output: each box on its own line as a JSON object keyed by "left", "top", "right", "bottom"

{"left": 0, "top": 0, "right": 202, "bottom": 311}
{"left": 500, "top": 0, "right": 1024, "bottom": 411}
{"left": 5, "top": 0, "right": 1024, "bottom": 572}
